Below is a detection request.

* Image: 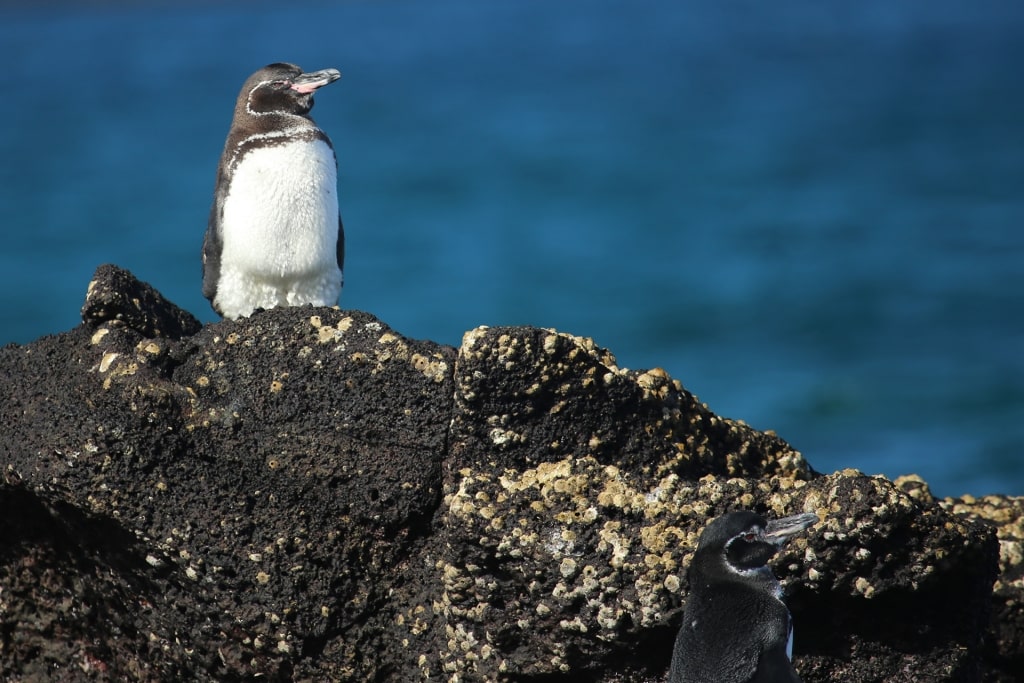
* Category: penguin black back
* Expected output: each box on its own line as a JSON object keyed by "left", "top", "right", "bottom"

{"left": 668, "top": 510, "right": 818, "bottom": 683}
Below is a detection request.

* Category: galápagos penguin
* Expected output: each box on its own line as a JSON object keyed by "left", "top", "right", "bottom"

{"left": 202, "top": 62, "right": 344, "bottom": 319}
{"left": 668, "top": 510, "right": 819, "bottom": 683}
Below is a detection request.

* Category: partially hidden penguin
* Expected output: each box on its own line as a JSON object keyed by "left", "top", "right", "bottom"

{"left": 668, "top": 510, "right": 819, "bottom": 683}
{"left": 202, "top": 63, "right": 344, "bottom": 319}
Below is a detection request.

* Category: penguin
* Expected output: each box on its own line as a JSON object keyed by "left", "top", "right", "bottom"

{"left": 202, "top": 63, "right": 345, "bottom": 319}
{"left": 668, "top": 510, "right": 819, "bottom": 683}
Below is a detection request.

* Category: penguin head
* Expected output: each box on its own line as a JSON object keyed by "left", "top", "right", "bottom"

{"left": 695, "top": 510, "right": 819, "bottom": 575}
{"left": 240, "top": 63, "right": 341, "bottom": 118}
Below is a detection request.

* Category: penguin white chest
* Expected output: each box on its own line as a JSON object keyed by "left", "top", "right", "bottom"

{"left": 221, "top": 138, "right": 338, "bottom": 275}
{"left": 215, "top": 137, "right": 342, "bottom": 318}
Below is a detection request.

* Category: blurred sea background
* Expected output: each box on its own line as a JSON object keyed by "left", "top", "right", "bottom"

{"left": 1, "top": 0, "right": 1021, "bottom": 498}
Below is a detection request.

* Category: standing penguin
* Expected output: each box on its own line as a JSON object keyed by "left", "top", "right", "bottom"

{"left": 668, "top": 510, "right": 819, "bottom": 683}
{"left": 202, "top": 63, "right": 345, "bottom": 319}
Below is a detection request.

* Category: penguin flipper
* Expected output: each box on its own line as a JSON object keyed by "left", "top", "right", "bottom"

{"left": 336, "top": 214, "right": 345, "bottom": 272}
{"left": 202, "top": 202, "right": 223, "bottom": 306}
{"left": 749, "top": 643, "right": 802, "bottom": 683}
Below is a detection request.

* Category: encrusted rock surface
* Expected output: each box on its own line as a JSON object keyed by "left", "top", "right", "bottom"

{"left": 80, "top": 263, "right": 201, "bottom": 340}
{"left": 938, "top": 490, "right": 1024, "bottom": 679}
{"left": 0, "top": 264, "right": 1018, "bottom": 682}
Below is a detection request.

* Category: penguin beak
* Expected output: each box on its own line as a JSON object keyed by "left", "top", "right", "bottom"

{"left": 764, "top": 512, "right": 819, "bottom": 546}
{"left": 291, "top": 68, "right": 342, "bottom": 94}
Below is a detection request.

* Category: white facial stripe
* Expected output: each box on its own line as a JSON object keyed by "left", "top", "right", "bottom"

{"left": 722, "top": 526, "right": 765, "bottom": 559}
{"left": 721, "top": 533, "right": 785, "bottom": 598}
{"left": 244, "top": 79, "right": 310, "bottom": 118}
{"left": 724, "top": 559, "right": 774, "bottom": 581}
{"left": 244, "top": 80, "right": 273, "bottom": 117}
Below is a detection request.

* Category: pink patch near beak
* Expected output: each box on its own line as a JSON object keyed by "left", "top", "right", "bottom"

{"left": 291, "top": 81, "right": 327, "bottom": 94}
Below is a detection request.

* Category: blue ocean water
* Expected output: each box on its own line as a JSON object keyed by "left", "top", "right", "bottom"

{"left": 1, "top": 1, "right": 1021, "bottom": 498}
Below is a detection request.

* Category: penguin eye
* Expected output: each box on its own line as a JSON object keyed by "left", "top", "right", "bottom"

{"left": 270, "top": 80, "right": 289, "bottom": 88}
{"left": 742, "top": 532, "right": 758, "bottom": 542}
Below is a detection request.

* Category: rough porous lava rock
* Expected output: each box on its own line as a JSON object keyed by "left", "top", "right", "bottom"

{"left": 0, "top": 265, "right": 1016, "bottom": 682}
{"left": 938, "top": 490, "right": 1024, "bottom": 681}
{"left": 80, "top": 263, "right": 201, "bottom": 339}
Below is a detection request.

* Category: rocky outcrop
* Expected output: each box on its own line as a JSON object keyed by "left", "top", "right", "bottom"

{"left": 0, "top": 264, "right": 1017, "bottom": 681}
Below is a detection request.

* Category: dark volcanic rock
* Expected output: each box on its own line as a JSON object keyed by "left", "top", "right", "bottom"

{"left": 0, "top": 266, "right": 1014, "bottom": 682}
{"left": 938, "top": 490, "right": 1024, "bottom": 682}
{"left": 81, "top": 263, "right": 201, "bottom": 339}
